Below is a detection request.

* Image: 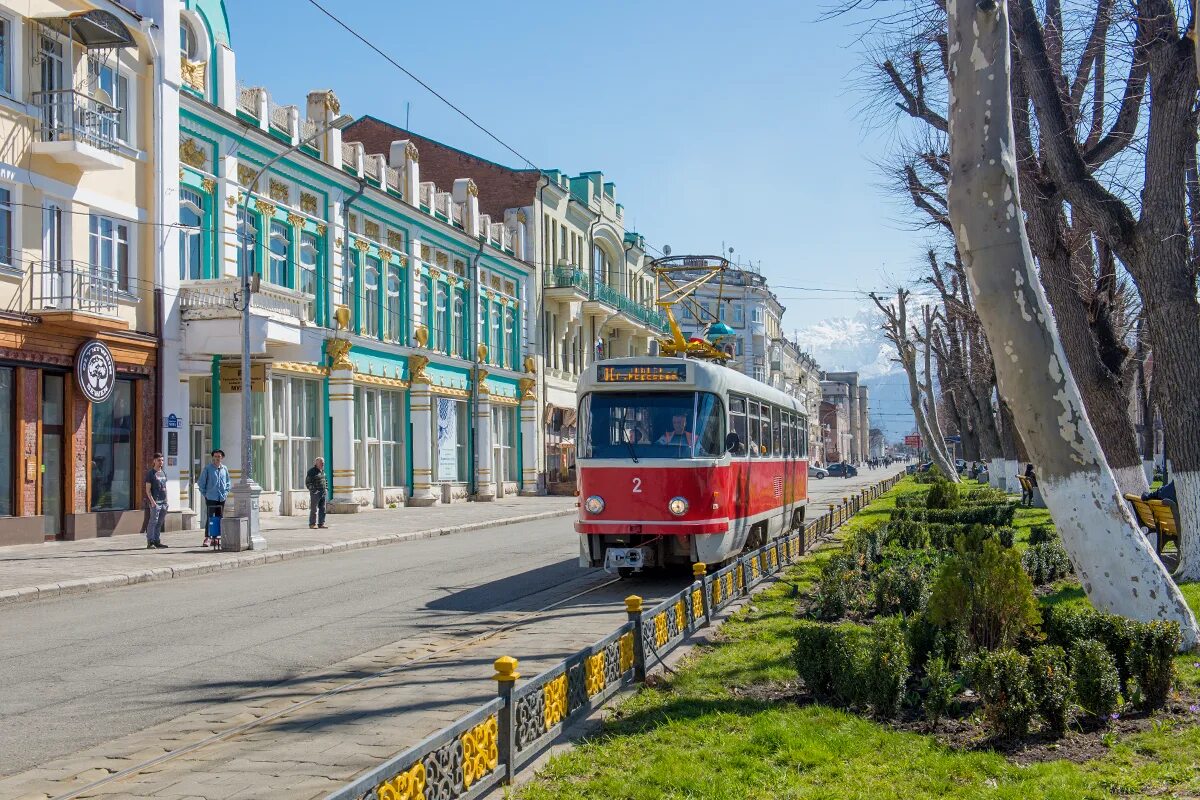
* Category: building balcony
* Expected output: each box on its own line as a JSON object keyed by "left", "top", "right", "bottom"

{"left": 179, "top": 277, "right": 314, "bottom": 356}
{"left": 544, "top": 265, "right": 589, "bottom": 299}
{"left": 589, "top": 281, "right": 668, "bottom": 333}
{"left": 31, "top": 90, "right": 125, "bottom": 170}
{"left": 26, "top": 261, "right": 130, "bottom": 330}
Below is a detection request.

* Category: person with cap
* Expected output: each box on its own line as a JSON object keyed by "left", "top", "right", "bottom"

{"left": 198, "top": 448, "right": 231, "bottom": 546}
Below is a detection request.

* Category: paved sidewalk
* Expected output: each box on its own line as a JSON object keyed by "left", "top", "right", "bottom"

{"left": 0, "top": 497, "right": 577, "bottom": 607}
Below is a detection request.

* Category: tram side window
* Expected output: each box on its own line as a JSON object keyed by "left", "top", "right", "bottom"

{"left": 797, "top": 416, "right": 807, "bottom": 458}
{"left": 729, "top": 395, "right": 748, "bottom": 456}
{"left": 759, "top": 404, "right": 772, "bottom": 457}
{"left": 783, "top": 413, "right": 792, "bottom": 458}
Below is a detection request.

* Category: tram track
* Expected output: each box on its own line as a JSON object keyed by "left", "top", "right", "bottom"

{"left": 48, "top": 573, "right": 629, "bottom": 800}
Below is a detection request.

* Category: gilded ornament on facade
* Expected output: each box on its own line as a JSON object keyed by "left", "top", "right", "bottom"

{"left": 405, "top": 141, "right": 419, "bottom": 163}
{"left": 413, "top": 325, "right": 429, "bottom": 348}
{"left": 453, "top": 259, "right": 465, "bottom": 274}
{"left": 523, "top": 355, "right": 536, "bottom": 374}
{"left": 315, "top": 223, "right": 327, "bottom": 236}
{"left": 180, "top": 57, "right": 207, "bottom": 92}
{"left": 408, "top": 354, "right": 430, "bottom": 384}
{"left": 226, "top": 195, "right": 237, "bottom": 208}
{"left": 477, "top": 343, "right": 489, "bottom": 362}
{"left": 300, "top": 192, "right": 318, "bottom": 215}
{"left": 429, "top": 268, "right": 441, "bottom": 280}
{"left": 201, "top": 177, "right": 217, "bottom": 194}
{"left": 335, "top": 237, "right": 343, "bottom": 249}
{"left": 419, "top": 244, "right": 431, "bottom": 262}
{"left": 516, "top": 210, "right": 527, "bottom": 224}
{"left": 447, "top": 275, "right": 458, "bottom": 286}
{"left": 178, "top": 166, "right": 184, "bottom": 180}
{"left": 388, "top": 231, "right": 404, "bottom": 250}
{"left": 465, "top": 179, "right": 479, "bottom": 197}
{"left": 287, "top": 212, "right": 305, "bottom": 227}
{"left": 179, "top": 137, "right": 207, "bottom": 169}
{"left": 435, "top": 251, "right": 449, "bottom": 267}
{"left": 268, "top": 179, "right": 290, "bottom": 203}
{"left": 353, "top": 238, "right": 370, "bottom": 252}
{"left": 254, "top": 199, "right": 277, "bottom": 217}
{"left": 321, "top": 90, "right": 341, "bottom": 115}
{"left": 476, "top": 369, "right": 490, "bottom": 394}
{"left": 237, "top": 163, "right": 256, "bottom": 188}
{"left": 325, "top": 338, "right": 354, "bottom": 371}
{"left": 332, "top": 304, "right": 352, "bottom": 331}
{"left": 518, "top": 377, "right": 536, "bottom": 401}
{"left": 364, "top": 220, "right": 380, "bottom": 240}
{"left": 378, "top": 248, "right": 392, "bottom": 262}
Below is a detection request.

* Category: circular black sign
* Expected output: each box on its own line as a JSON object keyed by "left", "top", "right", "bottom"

{"left": 76, "top": 340, "right": 116, "bottom": 404}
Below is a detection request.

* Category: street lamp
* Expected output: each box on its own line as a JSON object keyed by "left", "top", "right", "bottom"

{"left": 228, "top": 112, "right": 354, "bottom": 551}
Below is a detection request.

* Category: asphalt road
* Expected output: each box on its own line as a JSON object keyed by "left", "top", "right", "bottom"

{"left": 0, "top": 465, "right": 902, "bottom": 777}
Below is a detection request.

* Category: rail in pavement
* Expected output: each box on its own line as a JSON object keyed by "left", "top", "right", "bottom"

{"left": 325, "top": 474, "right": 904, "bottom": 800}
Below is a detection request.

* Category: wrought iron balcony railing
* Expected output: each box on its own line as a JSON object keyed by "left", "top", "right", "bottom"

{"left": 34, "top": 90, "right": 121, "bottom": 151}
{"left": 31, "top": 260, "right": 122, "bottom": 316}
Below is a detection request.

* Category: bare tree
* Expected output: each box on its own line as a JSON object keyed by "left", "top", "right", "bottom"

{"left": 946, "top": 0, "right": 1197, "bottom": 645}
{"left": 872, "top": 288, "right": 960, "bottom": 478}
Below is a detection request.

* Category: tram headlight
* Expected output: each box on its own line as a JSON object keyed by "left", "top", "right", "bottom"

{"left": 585, "top": 495, "right": 605, "bottom": 515}
{"left": 668, "top": 497, "right": 689, "bottom": 517}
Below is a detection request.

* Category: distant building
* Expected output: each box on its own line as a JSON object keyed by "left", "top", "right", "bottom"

{"left": 823, "top": 371, "right": 868, "bottom": 463}
{"left": 869, "top": 428, "right": 886, "bottom": 460}
{"left": 820, "top": 400, "right": 850, "bottom": 464}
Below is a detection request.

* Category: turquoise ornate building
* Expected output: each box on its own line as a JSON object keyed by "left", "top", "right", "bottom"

{"left": 163, "top": 0, "right": 537, "bottom": 521}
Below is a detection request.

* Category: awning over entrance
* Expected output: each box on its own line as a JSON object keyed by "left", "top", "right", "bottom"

{"left": 40, "top": 10, "right": 136, "bottom": 49}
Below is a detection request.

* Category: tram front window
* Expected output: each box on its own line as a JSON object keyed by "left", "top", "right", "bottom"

{"left": 580, "top": 392, "right": 724, "bottom": 459}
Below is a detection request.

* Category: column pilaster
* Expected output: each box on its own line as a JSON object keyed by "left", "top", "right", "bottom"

{"left": 475, "top": 379, "right": 496, "bottom": 501}
{"left": 408, "top": 379, "right": 438, "bottom": 506}
{"left": 327, "top": 365, "right": 360, "bottom": 514}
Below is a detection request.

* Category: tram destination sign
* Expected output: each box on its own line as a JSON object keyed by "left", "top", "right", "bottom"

{"left": 598, "top": 364, "right": 687, "bottom": 383}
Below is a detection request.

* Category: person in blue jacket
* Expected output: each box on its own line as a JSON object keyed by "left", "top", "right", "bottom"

{"left": 198, "top": 449, "right": 231, "bottom": 546}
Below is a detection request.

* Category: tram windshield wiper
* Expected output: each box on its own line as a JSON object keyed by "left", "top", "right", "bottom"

{"left": 620, "top": 409, "right": 639, "bottom": 463}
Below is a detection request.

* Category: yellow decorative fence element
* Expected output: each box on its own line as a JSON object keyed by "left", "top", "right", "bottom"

{"left": 461, "top": 715, "right": 499, "bottom": 789}
{"left": 675, "top": 598, "right": 687, "bottom": 626}
{"left": 619, "top": 631, "right": 635, "bottom": 673}
{"left": 723, "top": 573, "right": 734, "bottom": 598}
{"left": 654, "top": 612, "right": 669, "bottom": 647}
{"left": 585, "top": 651, "right": 606, "bottom": 696}
{"left": 375, "top": 761, "right": 426, "bottom": 800}
{"left": 711, "top": 580, "right": 721, "bottom": 606}
{"left": 737, "top": 563, "right": 744, "bottom": 586}
{"left": 750, "top": 560, "right": 759, "bottom": 579}
{"left": 543, "top": 674, "right": 567, "bottom": 728}
{"left": 691, "top": 588, "right": 704, "bottom": 619}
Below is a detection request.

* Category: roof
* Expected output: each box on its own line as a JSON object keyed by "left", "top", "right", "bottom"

{"left": 343, "top": 116, "right": 543, "bottom": 220}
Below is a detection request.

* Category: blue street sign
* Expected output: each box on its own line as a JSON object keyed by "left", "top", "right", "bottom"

{"left": 166, "top": 413, "right": 180, "bottom": 429}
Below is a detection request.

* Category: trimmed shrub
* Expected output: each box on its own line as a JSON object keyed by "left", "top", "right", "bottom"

{"left": 1072, "top": 638, "right": 1121, "bottom": 720}
{"left": 924, "top": 504, "right": 1018, "bottom": 527}
{"left": 865, "top": 617, "right": 910, "bottom": 718}
{"left": 873, "top": 551, "right": 939, "bottom": 616}
{"left": 1043, "top": 606, "right": 1134, "bottom": 695}
{"left": 927, "top": 522, "right": 972, "bottom": 551}
{"left": 889, "top": 520, "right": 930, "bottom": 551}
{"left": 996, "top": 527, "right": 1016, "bottom": 548}
{"left": 1028, "top": 524, "right": 1058, "bottom": 545}
{"left": 849, "top": 523, "right": 887, "bottom": 564}
{"left": 894, "top": 494, "right": 928, "bottom": 509}
{"left": 794, "top": 621, "right": 868, "bottom": 706}
{"left": 962, "top": 487, "right": 1008, "bottom": 506}
{"left": 813, "top": 553, "right": 858, "bottom": 620}
{"left": 923, "top": 655, "right": 955, "bottom": 725}
{"left": 1130, "top": 620, "right": 1180, "bottom": 711}
{"left": 914, "top": 465, "right": 946, "bottom": 484}
{"left": 906, "top": 611, "right": 943, "bottom": 672}
{"left": 926, "top": 477, "right": 961, "bottom": 510}
{"left": 1028, "top": 645, "right": 1072, "bottom": 735}
{"left": 1022, "top": 541, "right": 1073, "bottom": 585}
{"left": 929, "top": 537, "right": 1041, "bottom": 652}
{"left": 976, "top": 649, "right": 1037, "bottom": 739}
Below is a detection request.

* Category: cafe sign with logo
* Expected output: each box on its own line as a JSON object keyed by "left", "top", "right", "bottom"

{"left": 75, "top": 340, "right": 116, "bottom": 404}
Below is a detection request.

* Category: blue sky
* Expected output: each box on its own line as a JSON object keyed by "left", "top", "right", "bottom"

{"left": 226, "top": 0, "right": 924, "bottom": 332}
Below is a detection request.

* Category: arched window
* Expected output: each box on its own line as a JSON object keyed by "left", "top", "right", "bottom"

{"left": 434, "top": 284, "right": 448, "bottom": 352}
{"left": 180, "top": 20, "right": 199, "bottom": 60}
{"left": 452, "top": 295, "right": 465, "bottom": 357}
{"left": 179, "top": 188, "right": 204, "bottom": 280}
{"left": 267, "top": 220, "right": 289, "bottom": 287}
{"left": 299, "top": 232, "right": 318, "bottom": 321}
{"left": 364, "top": 256, "right": 380, "bottom": 338}
{"left": 417, "top": 277, "right": 430, "bottom": 343}
{"left": 236, "top": 207, "right": 259, "bottom": 278}
{"left": 385, "top": 262, "right": 402, "bottom": 342}
{"left": 504, "top": 305, "right": 516, "bottom": 369}
{"left": 491, "top": 302, "right": 503, "bottom": 366}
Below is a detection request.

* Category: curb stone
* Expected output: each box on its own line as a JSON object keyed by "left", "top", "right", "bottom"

{"left": 0, "top": 507, "right": 577, "bottom": 609}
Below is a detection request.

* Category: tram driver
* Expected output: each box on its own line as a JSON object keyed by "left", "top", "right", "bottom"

{"left": 657, "top": 413, "right": 698, "bottom": 449}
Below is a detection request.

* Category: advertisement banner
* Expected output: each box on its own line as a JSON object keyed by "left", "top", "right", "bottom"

{"left": 437, "top": 398, "right": 459, "bottom": 482}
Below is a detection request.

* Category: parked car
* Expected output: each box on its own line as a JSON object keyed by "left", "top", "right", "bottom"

{"left": 827, "top": 462, "right": 858, "bottom": 478}
{"left": 808, "top": 465, "right": 829, "bottom": 479}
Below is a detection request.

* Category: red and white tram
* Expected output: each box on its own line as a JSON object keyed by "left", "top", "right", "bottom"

{"left": 575, "top": 357, "right": 809, "bottom": 572}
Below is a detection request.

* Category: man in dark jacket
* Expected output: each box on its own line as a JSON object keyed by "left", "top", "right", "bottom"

{"left": 306, "top": 456, "right": 328, "bottom": 529}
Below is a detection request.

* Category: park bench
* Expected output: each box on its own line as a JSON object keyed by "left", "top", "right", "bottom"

{"left": 1123, "top": 493, "right": 1180, "bottom": 557}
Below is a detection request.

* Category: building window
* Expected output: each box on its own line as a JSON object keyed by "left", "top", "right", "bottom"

{"left": 251, "top": 390, "right": 267, "bottom": 487}
{"left": 434, "top": 284, "right": 448, "bottom": 353}
{"left": 491, "top": 304, "right": 502, "bottom": 366}
{"left": 0, "top": 18, "right": 11, "bottom": 97}
{"left": 289, "top": 378, "right": 322, "bottom": 490}
{"left": 385, "top": 261, "right": 403, "bottom": 343}
{"left": 91, "top": 378, "right": 134, "bottom": 511}
{"left": 451, "top": 294, "right": 465, "bottom": 357}
{"left": 267, "top": 220, "right": 290, "bottom": 287}
{"left": 179, "top": 188, "right": 204, "bottom": 280}
{"left": 0, "top": 187, "right": 12, "bottom": 269}
{"left": 435, "top": 398, "right": 467, "bottom": 482}
{"left": 380, "top": 390, "right": 404, "bottom": 486}
{"left": 88, "top": 214, "right": 130, "bottom": 291}
{"left": 355, "top": 387, "right": 380, "bottom": 488}
{"left": 364, "top": 256, "right": 380, "bottom": 338}
{"left": 504, "top": 306, "right": 516, "bottom": 369}
{"left": 494, "top": 405, "right": 518, "bottom": 484}
{"left": 237, "top": 207, "right": 259, "bottom": 278}
{"left": 299, "top": 231, "right": 318, "bottom": 321}
{"left": 0, "top": 367, "right": 11, "bottom": 515}
{"left": 733, "top": 303, "right": 744, "bottom": 326}
{"left": 88, "top": 57, "right": 129, "bottom": 144}
{"left": 180, "top": 19, "right": 200, "bottom": 60}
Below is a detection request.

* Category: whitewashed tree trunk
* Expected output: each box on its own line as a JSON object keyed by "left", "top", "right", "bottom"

{"left": 946, "top": 0, "right": 1197, "bottom": 647}
{"left": 989, "top": 457, "right": 1004, "bottom": 489}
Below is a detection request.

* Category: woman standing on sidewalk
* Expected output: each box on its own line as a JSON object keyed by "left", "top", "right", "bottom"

{"left": 144, "top": 453, "right": 169, "bottom": 549}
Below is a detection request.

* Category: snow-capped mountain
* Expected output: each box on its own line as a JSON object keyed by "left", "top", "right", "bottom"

{"left": 794, "top": 304, "right": 916, "bottom": 442}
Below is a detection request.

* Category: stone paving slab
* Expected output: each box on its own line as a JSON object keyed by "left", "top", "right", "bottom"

{"left": 0, "top": 497, "right": 577, "bottom": 608}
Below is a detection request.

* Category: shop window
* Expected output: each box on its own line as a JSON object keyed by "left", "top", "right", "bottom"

{"left": 435, "top": 398, "right": 467, "bottom": 482}
{"left": 0, "top": 367, "right": 11, "bottom": 515}
{"left": 290, "top": 378, "right": 322, "bottom": 490}
{"left": 250, "top": 390, "right": 266, "bottom": 487}
{"left": 91, "top": 379, "right": 134, "bottom": 511}
{"left": 494, "top": 405, "right": 518, "bottom": 484}
{"left": 380, "top": 390, "right": 404, "bottom": 486}
{"left": 179, "top": 188, "right": 204, "bottom": 280}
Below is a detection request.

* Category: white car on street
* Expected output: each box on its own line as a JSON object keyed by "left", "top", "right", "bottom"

{"left": 808, "top": 465, "right": 829, "bottom": 479}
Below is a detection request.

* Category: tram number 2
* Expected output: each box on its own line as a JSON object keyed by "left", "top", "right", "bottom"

{"left": 631, "top": 477, "right": 643, "bottom": 494}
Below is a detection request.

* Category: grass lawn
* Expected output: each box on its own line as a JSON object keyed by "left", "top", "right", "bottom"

{"left": 517, "top": 479, "right": 1200, "bottom": 800}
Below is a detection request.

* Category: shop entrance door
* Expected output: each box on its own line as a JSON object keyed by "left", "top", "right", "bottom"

{"left": 190, "top": 426, "right": 205, "bottom": 514}
{"left": 42, "top": 374, "right": 65, "bottom": 540}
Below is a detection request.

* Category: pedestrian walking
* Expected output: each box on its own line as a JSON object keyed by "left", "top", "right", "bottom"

{"left": 198, "top": 448, "right": 231, "bottom": 546}
{"left": 144, "top": 452, "right": 169, "bottom": 550}
{"left": 306, "top": 456, "right": 328, "bottom": 529}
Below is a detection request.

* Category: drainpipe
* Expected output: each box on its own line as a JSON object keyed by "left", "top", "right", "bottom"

{"left": 536, "top": 176, "right": 550, "bottom": 492}
{"left": 143, "top": 17, "right": 166, "bottom": 503}
{"left": 469, "top": 235, "right": 486, "bottom": 497}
